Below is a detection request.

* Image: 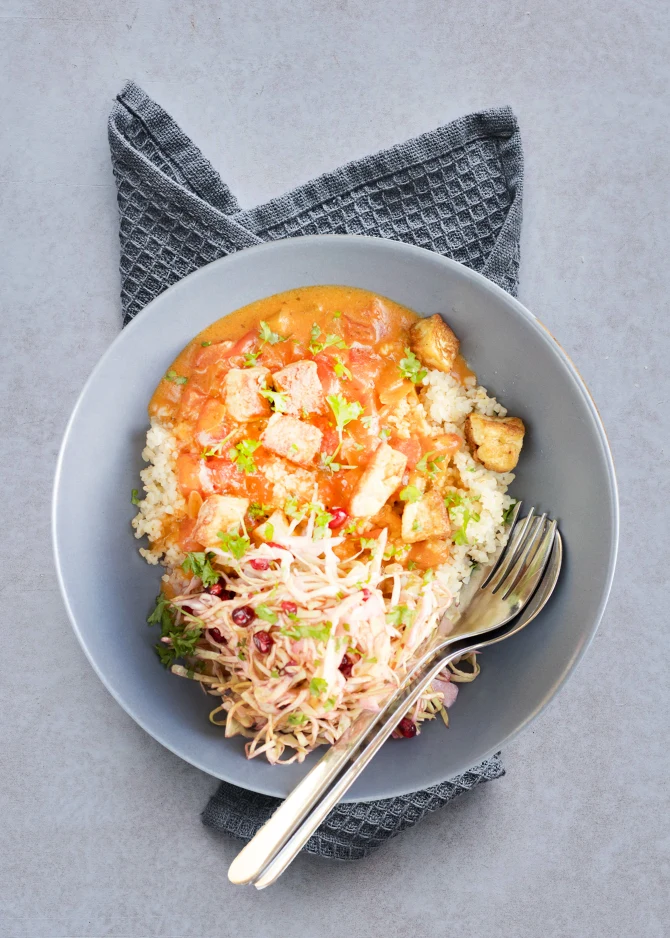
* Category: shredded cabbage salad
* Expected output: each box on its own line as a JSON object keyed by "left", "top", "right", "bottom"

{"left": 151, "top": 504, "right": 480, "bottom": 764}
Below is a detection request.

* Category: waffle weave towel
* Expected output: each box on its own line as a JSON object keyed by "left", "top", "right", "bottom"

{"left": 108, "top": 82, "right": 522, "bottom": 859}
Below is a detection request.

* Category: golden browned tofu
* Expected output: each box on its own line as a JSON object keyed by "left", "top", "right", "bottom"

{"left": 193, "top": 494, "right": 249, "bottom": 546}
{"left": 223, "top": 367, "right": 271, "bottom": 422}
{"left": 464, "top": 413, "right": 525, "bottom": 473}
{"left": 349, "top": 443, "right": 408, "bottom": 517}
{"left": 409, "top": 314, "right": 460, "bottom": 373}
{"left": 272, "top": 360, "right": 325, "bottom": 416}
{"left": 401, "top": 489, "right": 451, "bottom": 543}
{"left": 260, "top": 413, "right": 323, "bottom": 466}
{"left": 251, "top": 508, "right": 292, "bottom": 544}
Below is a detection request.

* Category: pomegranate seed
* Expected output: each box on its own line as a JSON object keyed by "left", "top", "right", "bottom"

{"left": 397, "top": 717, "right": 417, "bottom": 738}
{"left": 250, "top": 558, "right": 270, "bottom": 571}
{"left": 361, "top": 588, "right": 371, "bottom": 601}
{"left": 281, "top": 601, "right": 298, "bottom": 615}
{"left": 338, "top": 653, "right": 356, "bottom": 679}
{"left": 328, "top": 507, "right": 348, "bottom": 530}
{"left": 253, "top": 630, "right": 273, "bottom": 654}
{"left": 205, "top": 582, "right": 225, "bottom": 597}
{"left": 266, "top": 542, "right": 286, "bottom": 550}
{"left": 209, "top": 627, "right": 225, "bottom": 644}
{"left": 181, "top": 605, "right": 195, "bottom": 616}
{"left": 231, "top": 605, "right": 255, "bottom": 626}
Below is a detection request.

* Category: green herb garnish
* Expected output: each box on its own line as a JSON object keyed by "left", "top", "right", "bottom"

{"left": 182, "top": 551, "right": 220, "bottom": 588}
{"left": 131, "top": 488, "right": 141, "bottom": 506}
{"left": 243, "top": 350, "right": 261, "bottom": 367}
{"left": 398, "top": 348, "right": 427, "bottom": 384}
{"left": 217, "top": 531, "right": 250, "bottom": 560}
{"left": 200, "top": 429, "right": 236, "bottom": 459}
{"left": 255, "top": 604, "right": 278, "bottom": 624}
{"left": 248, "top": 502, "right": 272, "bottom": 520}
{"left": 333, "top": 355, "right": 352, "bottom": 380}
{"left": 416, "top": 450, "right": 447, "bottom": 478}
{"left": 229, "top": 438, "right": 261, "bottom": 474}
{"left": 165, "top": 369, "right": 188, "bottom": 385}
{"left": 282, "top": 621, "right": 332, "bottom": 643}
{"left": 309, "top": 323, "right": 348, "bottom": 355}
{"left": 379, "top": 427, "right": 391, "bottom": 441}
{"left": 201, "top": 340, "right": 212, "bottom": 347}
{"left": 399, "top": 485, "right": 422, "bottom": 504}
{"left": 386, "top": 605, "right": 416, "bottom": 628}
{"left": 287, "top": 712, "right": 308, "bottom": 726}
{"left": 260, "top": 387, "right": 289, "bottom": 413}
{"left": 259, "top": 321, "right": 286, "bottom": 345}
{"left": 309, "top": 677, "right": 328, "bottom": 697}
{"left": 502, "top": 500, "right": 518, "bottom": 524}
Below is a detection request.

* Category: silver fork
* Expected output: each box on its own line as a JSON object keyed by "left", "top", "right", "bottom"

{"left": 229, "top": 506, "right": 561, "bottom": 887}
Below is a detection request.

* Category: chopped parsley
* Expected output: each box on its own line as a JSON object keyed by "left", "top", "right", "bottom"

{"left": 323, "top": 697, "right": 336, "bottom": 711}
{"left": 181, "top": 551, "right": 220, "bottom": 588}
{"left": 416, "top": 450, "right": 447, "bottom": 478}
{"left": 386, "top": 605, "right": 416, "bottom": 628}
{"left": 243, "top": 350, "right": 261, "bottom": 367}
{"left": 217, "top": 531, "right": 250, "bottom": 559}
{"left": 270, "top": 669, "right": 280, "bottom": 679}
{"left": 164, "top": 369, "right": 188, "bottom": 385}
{"left": 359, "top": 537, "right": 377, "bottom": 551}
{"left": 201, "top": 340, "right": 212, "bottom": 347}
{"left": 398, "top": 348, "right": 427, "bottom": 384}
{"left": 229, "top": 438, "right": 261, "bottom": 474}
{"left": 308, "top": 322, "right": 348, "bottom": 355}
{"left": 309, "top": 677, "right": 328, "bottom": 697}
{"left": 332, "top": 310, "right": 342, "bottom": 319}
{"left": 284, "top": 497, "right": 305, "bottom": 520}
{"left": 452, "top": 507, "right": 481, "bottom": 546}
{"left": 379, "top": 427, "right": 391, "bottom": 441}
{"left": 261, "top": 522, "right": 274, "bottom": 541}
{"left": 287, "top": 712, "right": 308, "bottom": 726}
{"left": 282, "top": 621, "right": 332, "bottom": 643}
{"left": 407, "top": 560, "right": 418, "bottom": 570}
{"left": 503, "top": 500, "right": 518, "bottom": 524}
{"left": 147, "top": 593, "right": 173, "bottom": 631}
{"left": 259, "top": 320, "right": 286, "bottom": 345}
{"left": 260, "top": 387, "right": 289, "bottom": 412}
{"left": 313, "top": 506, "right": 333, "bottom": 539}
{"left": 443, "top": 491, "right": 465, "bottom": 509}
{"left": 333, "top": 355, "right": 352, "bottom": 380}
{"left": 399, "top": 485, "right": 422, "bottom": 503}
{"left": 131, "top": 488, "right": 141, "bottom": 506}
{"left": 200, "top": 430, "right": 236, "bottom": 459}
{"left": 148, "top": 594, "right": 202, "bottom": 669}
{"left": 327, "top": 393, "right": 363, "bottom": 443}
{"left": 248, "top": 502, "right": 272, "bottom": 520}
{"left": 360, "top": 415, "right": 374, "bottom": 430}
{"left": 255, "top": 603, "right": 278, "bottom": 624}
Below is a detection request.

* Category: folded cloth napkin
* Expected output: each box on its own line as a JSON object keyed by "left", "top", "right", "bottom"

{"left": 108, "top": 81, "right": 522, "bottom": 859}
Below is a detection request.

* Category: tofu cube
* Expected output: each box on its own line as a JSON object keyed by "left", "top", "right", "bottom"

{"left": 251, "top": 509, "right": 292, "bottom": 544}
{"left": 193, "top": 494, "right": 250, "bottom": 547}
{"left": 464, "top": 413, "right": 525, "bottom": 473}
{"left": 349, "top": 443, "right": 408, "bottom": 517}
{"left": 409, "top": 314, "right": 460, "bottom": 373}
{"left": 260, "top": 413, "right": 323, "bottom": 466}
{"left": 223, "top": 367, "right": 271, "bottom": 422}
{"left": 272, "top": 360, "right": 325, "bottom": 416}
{"left": 401, "top": 489, "right": 451, "bottom": 544}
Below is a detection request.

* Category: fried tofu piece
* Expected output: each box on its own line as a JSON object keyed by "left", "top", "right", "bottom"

{"left": 349, "top": 443, "right": 408, "bottom": 518}
{"left": 401, "top": 489, "right": 451, "bottom": 543}
{"left": 223, "top": 367, "right": 271, "bottom": 422}
{"left": 272, "top": 360, "right": 325, "bottom": 416}
{"left": 193, "top": 494, "right": 249, "bottom": 547}
{"left": 464, "top": 413, "right": 525, "bottom": 473}
{"left": 409, "top": 314, "right": 460, "bottom": 373}
{"left": 251, "top": 509, "right": 292, "bottom": 544}
{"left": 260, "top": 413, "right": 323, "bottom": 466}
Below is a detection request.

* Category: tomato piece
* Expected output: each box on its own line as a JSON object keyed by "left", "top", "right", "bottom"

{"left": 194, "top": 340, "right": 234, "bottom": 369}
{"left": 349, "top": 348, "right": 383, "bottom": 392}
{"left": 176, "top": 453, "right": 204, "bottom": 496}
{"left": 227, "top": 329, "right": 259, "bottom": 359}
{"left": 176, "top": 517, "right": 203, "bottom": 552}
{"left": 314, "top": 354, "right": 342, "bottom": 399}
{"left": 195, "top": 399, "right": 230, "bottom": 445}
{"left": 341, "top": 314, "right": 377, "bottom": 345}
{"left": 176, "top": 386, "right": 207, "bottom": 424}
{"left": 203, "top": 457, "right": 241, "bottom": 495}
{"left": 390, "top": 437, "right": 422, "bottom": 470}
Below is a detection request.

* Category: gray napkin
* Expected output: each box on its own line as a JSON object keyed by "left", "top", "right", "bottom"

{"left": 109, "top": 81, "right": 522, "bottom": 859}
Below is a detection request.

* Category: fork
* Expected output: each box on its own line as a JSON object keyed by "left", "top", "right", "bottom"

{"left": 229, "top": 506, "right": 560, "bottom": 887}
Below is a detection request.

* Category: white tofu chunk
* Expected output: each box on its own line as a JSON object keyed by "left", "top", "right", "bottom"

{"left": 401, "top": 489, "right": 451, "bottom": 544}
{"left": 223, "top": 367, "right": 270, "bottom": 422}
{"left": 260, "top": 413, "right": 323, "bottom": 466}
{"left": 272, "top": 360, "right": 325, "bottom": 416}
{"left": 349, "top": 443, "right": 408, "bottom": 517}
{"left": 192, "top": 494, "right": 249, "bottom": 547}
{"left": 251, "top": 509, "right": 292, "bottom": 544}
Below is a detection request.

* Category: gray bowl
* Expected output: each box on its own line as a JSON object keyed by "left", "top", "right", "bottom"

{"left": 52, "top": 235, "right": 618, "bottom": 801}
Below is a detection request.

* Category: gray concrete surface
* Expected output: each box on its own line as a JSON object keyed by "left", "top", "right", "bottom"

{"left": 1, "top": 2, "right": 669, "bottom": 936}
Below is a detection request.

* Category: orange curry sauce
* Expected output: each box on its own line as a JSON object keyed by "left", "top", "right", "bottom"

{"left": 149, "top": 286, "right": 474, "bottom": 567}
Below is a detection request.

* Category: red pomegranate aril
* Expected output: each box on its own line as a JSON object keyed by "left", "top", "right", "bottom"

{"left": 205, "top": 581, "right": 229, "bottom": 598}
{"left": 253, "top": 630, "right": 273, "bottom": 654}
{"left": 181, "top": 605, "right": 195, "bottom": 617}
{"left": 231, "top": 605, "right": 255, "bottom": 626}
{"left": 281, "top": 601, "right": 298, "bottom": 615}
{"left": 266, "top": 542, "right": 287, "bottom": 550}
{"left": 361, "top": 588, "right": 371, "bottom": 601}
{"left": 328, "top": 507, "right": 348, "bottom": 530}
{"left": 250, "top": 558, "right": 270, "bottom": 571}
{"left": 209, "top": 627, "right": 225, "bottom": 644}
{"left": 397, "top": 717, "right": 417, "bottom": 738}
{"left": 338, "top": 653, "right": 356, "bottom": 679}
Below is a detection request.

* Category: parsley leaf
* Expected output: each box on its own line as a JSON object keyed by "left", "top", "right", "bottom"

{"left": 323, "top": 697, "right": 336, "bottom": 712}
{"left": 131, "top": 488, "right": 141, "bottom": 506}
{"left": 243, "top": 350, "right": 261, "bottom": 367}
{"left": 359, "top": 537, "right": 377, "bottom": 551}
{"left": 379, "top": 427, "right": 391, "bottom": 441}
{"left": 386, "top": 605, "right": 416, "bottom": 628}
{"left": 230, "top": 438, "right": 261, "bottom": 474}
{"left": 200, "top": 429, "right": 236, "bottom": 459}
{"left": 248, "top": 501, "right": 272, "bottom": 520}
{"left": 308, "top": 322, "right": 348, "bottom": 355}
{"left": 284, "top": 497, "right": 305, "bottom": 520}
{"left": 260, "top": 387, "right": 289, "bottom": 413}
{"left": 332, "top": 310, "right": 342, "bottom": 319}
{"left": 147, "top": 593, "right": 173, "bottom": 632}
{"left": 165, "top": 369, "right": 188, "bottom": 385}
{"left": 443, "top": 491, "right": 465, "bottom": 509}
{"left": 182, "top": 551, "right": 220, "bottom": 588}
{"left": 398, "top": 348, "right": 427, "bottom": 384}
{"left": 261, "top": 522, "right": 274, "bottom": 541}
{"left": 259, "top": 320, "right": 286, "bottom": 345}
{"left": 416, "top": 450, "right": 447, "bottom": 478}
{"left": 281, "top": 621, "right": 332, "bottom": 643}
{"left": 360, "top": 415, "right": 374, "bottom": 430}
{"left": 287, "top": 712, "right": 308, "bottom": 726}
{"left": 399, "top": 485, "right": 422, "bottom": 503}
{"left": 503, "top": 500, "right": 518, "bottom": 524}
{"left": 333, "top": 355, "right": 352, "bottom": 380}
{"left": 313, "top": 506, "right": 333, "bottom": 539}
{"left": 452, "top": 507, "right": 481, "bottom": 546}
{"left": 217, "top": 531, "right": 250, "bottom": 560}
{"left": 309, "top": 677, "right": 328, "bottom": 697}
{"left": 326, "top": 394, "right": 363, "bottom": 440}
{"left": 255, "top": 604, "right": 278, "bottom": 624}
{"left": 201, "top": 340, "right": 212, "bottom": 347}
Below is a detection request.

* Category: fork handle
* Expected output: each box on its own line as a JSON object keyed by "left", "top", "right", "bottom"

{"left": 251, "top": 644, "right": 477, "bottom": 889}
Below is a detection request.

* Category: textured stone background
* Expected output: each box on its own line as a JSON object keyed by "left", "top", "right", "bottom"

{"left": 1, "top": 2, "right": 668, "bottom": 936}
